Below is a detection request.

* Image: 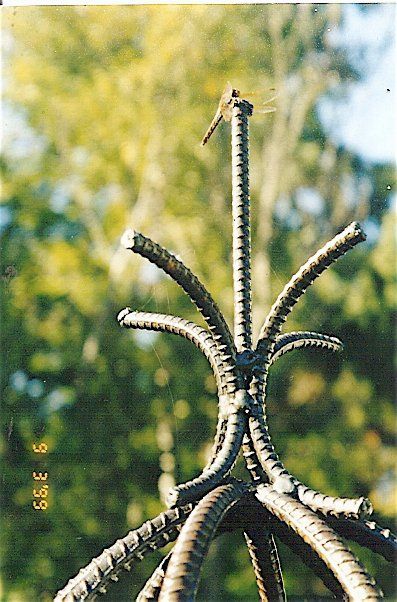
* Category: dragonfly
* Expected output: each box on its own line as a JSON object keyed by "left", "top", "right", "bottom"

{"left": 201, "top": 82, "right": 277, "bottom": 146}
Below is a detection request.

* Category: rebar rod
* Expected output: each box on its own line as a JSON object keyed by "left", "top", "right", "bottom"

{"left": 248, "top": 402, "right": 372, "bottom": 518}
{"left": 251, "top": 225, "right": 366, "bottom": 441}
{"left": 118, "top": 308, "right": 237, "bottom": 470}
{"left": 231, "top": 100, "right": 254, "bottom": 353}
{"left": 256, "top": 485, "right": 382, "bottom": 600}
{"left": 218, "top": 493, "right": 286, "bottom": 601}
{"left": 159, "top": 481, "right": 248, "bottom": 601}
{"left": 242, "top": 432, "right": 269, "bottom": 484}
{"left": 54, "top": 505, "right": 193, "bottom": 601}
{"left": 244, "top": 528, "right": 286, "bottom": 601}
{"left": 121, "top": 229, "right": 237, "bottom": 370}
{"left": 118, "top": 309, "right": 237, "bottom": 395}
{"left": 325, "top": 517, "right": 397, "bottom": 563}
{"left": 136, "top": 553, "right": 173, "bottom": 602}
{"left": 167, "top": 400, "right": 247, "bottom": 507}
{"left": 269, "top": 331, "right": 343, "bottom": 365}
{"left": 256, "top": 222, "right": 366, "bottom": 358}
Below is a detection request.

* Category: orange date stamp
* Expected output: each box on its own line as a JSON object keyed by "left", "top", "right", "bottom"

{"left": 32, "top": 442, "right": 49, "bottom": 510}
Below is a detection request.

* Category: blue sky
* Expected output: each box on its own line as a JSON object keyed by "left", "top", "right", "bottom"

{"left": 320, "top": 4, "right": 396, "bottom": 165}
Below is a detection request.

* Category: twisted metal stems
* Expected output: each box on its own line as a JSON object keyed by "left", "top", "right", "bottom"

{"left": 231, "top": 100, "right": 254, "bottom": 353}
{"left": 159, "top": 481, "right": 248, "bottom": 601}
{"left": 256, "top": 485, "right": 382, "bottom": 600}
{"left": 70, "top": 85, "right": 397, "bottom": 601}
{"left": 270, "top": 331, "right": 343, "bottom": 365}
{"left": 54, "top": 505, "right": 193, "bottom": 601}
{"left": 121, "top": 229, "right": 237, "bottom": 369}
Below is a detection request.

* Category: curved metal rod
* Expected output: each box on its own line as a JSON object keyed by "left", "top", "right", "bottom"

{"left": 256, "top": 485, "right": 382, "bottom": 600}
{"left": 137, "top": 488, "right": 285, "bottom": 602}
{"left": 121, "top": 229, "right": 237, "bottom": 370}
{"left": 159, "top": 481, "right": 248, "bottom": 601}
{"left": 269, "top": 331, "right": 343, "bottom": 366}
{"left": 248, "top": 401, "right": 297, "bottom": 495}
{"left": 118, "top": 308, "right": 237, "bottom": 396}
{"left": 136, "top": 495, "right": 286, "bottom": 602}
{"left": 248, "top": 402, "right": 372, "bottom": 519}
{"left": 167, "top": 398, "right": 248, "bottom": 507}
{"left": 256, "top": 222, "right": 366, "bottom": 358}
{"left": 136, "top": 552, "right": 173, "bottom": 602}
{"left": 325, "top": 517, "right": 397, "bottom": 563}
{"left": 230, "top": 494, "right": 346, "bottom": 599}
{"left": 251, "top": 224, "right": 365, "bottom": 432}
{"left": 54, "top": 504, "right": 193, "bottom": 601}
{"left": 118, "top": 307, "right": 236, "bottom": 470}
{"left": 244, "top": 528, "right": 286, "bottom": 601}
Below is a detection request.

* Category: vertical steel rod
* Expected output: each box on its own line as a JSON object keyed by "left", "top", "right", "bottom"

{"left": 231, "top": 100, "right": 254, "bottom": 353}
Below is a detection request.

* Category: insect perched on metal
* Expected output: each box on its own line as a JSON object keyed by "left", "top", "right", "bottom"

{"left": 201, "top": 82, "right": 240, "bottom": 146}
{"left": 201, "top": 82, "right": 277, "bottom": 146}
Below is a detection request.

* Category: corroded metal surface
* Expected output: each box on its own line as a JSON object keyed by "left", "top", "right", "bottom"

{"left": 55, "top": 85, "right": 395, "bottom": 601}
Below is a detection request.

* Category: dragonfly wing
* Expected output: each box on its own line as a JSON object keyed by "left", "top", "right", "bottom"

{"left": 254, "top": 106, "right": 276, "bottom": 114}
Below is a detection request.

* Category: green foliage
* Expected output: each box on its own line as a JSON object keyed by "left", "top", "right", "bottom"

{"left": 1, "top": 5, "right": 395, "bottom": 600}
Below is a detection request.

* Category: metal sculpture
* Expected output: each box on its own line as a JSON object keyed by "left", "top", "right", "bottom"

{"left": 55, "top": 83, "right": 396, "bottom": 601}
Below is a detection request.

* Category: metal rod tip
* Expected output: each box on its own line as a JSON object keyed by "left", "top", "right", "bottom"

{"left": 117, "top": 307, "right": 132, "bottom": 325}
{"left": 348, "top": 222, "right": 366, "bottom": 241}
{"left": 121, "top": 228, "right": 136, "bottom": 250}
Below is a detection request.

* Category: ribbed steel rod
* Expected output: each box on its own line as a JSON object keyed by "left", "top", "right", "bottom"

{"left": 118, "top": 308, "right": 237, "bottom": 395}
{"left": 244, "top": 528, "right": 286, "bottom": 601}
{"left": 256, "top": 485, "right": 382, "bottom": 600}
{"left": 121, "top": 229, "right": 237, "bottom": 368}
{"left": 269, "top": 331, "right": 344, "bottom": 365}
{"left": 167, "top": 402, "right": 247, "bottom": 507}
{"left": 256, "top": 222, "right": 366, "bottom": 358}
{"left": 248, "top": 401, "right": 372, "bottom": 518}
{"left": 325, "top": 517, "right": 397, "bottom": 563}
{"left": 159, "top": 481, "right": 248, "bottom": 601}
{"left": 136, "top": 552, "right": 172, "bottom": 602}
{"left": 118, "top": 308, "right": 237, "bottom": 469}
{"left": 54, "top": 505, "right": 193, "bottom": 601}
{"left": 231, "top": 100, "right": 254, "bottom": 353}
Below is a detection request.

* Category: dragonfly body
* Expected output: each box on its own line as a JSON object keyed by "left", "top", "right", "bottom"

{"left": 201, "top": 82, "right": 240, "bottom": 146}
{"left": 201, "top": 82, "right": 275, "bottom": 146}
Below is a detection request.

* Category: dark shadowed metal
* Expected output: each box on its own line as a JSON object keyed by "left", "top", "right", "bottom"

{"left": 55, "top": 84, "right": 395, "bottom": 601}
